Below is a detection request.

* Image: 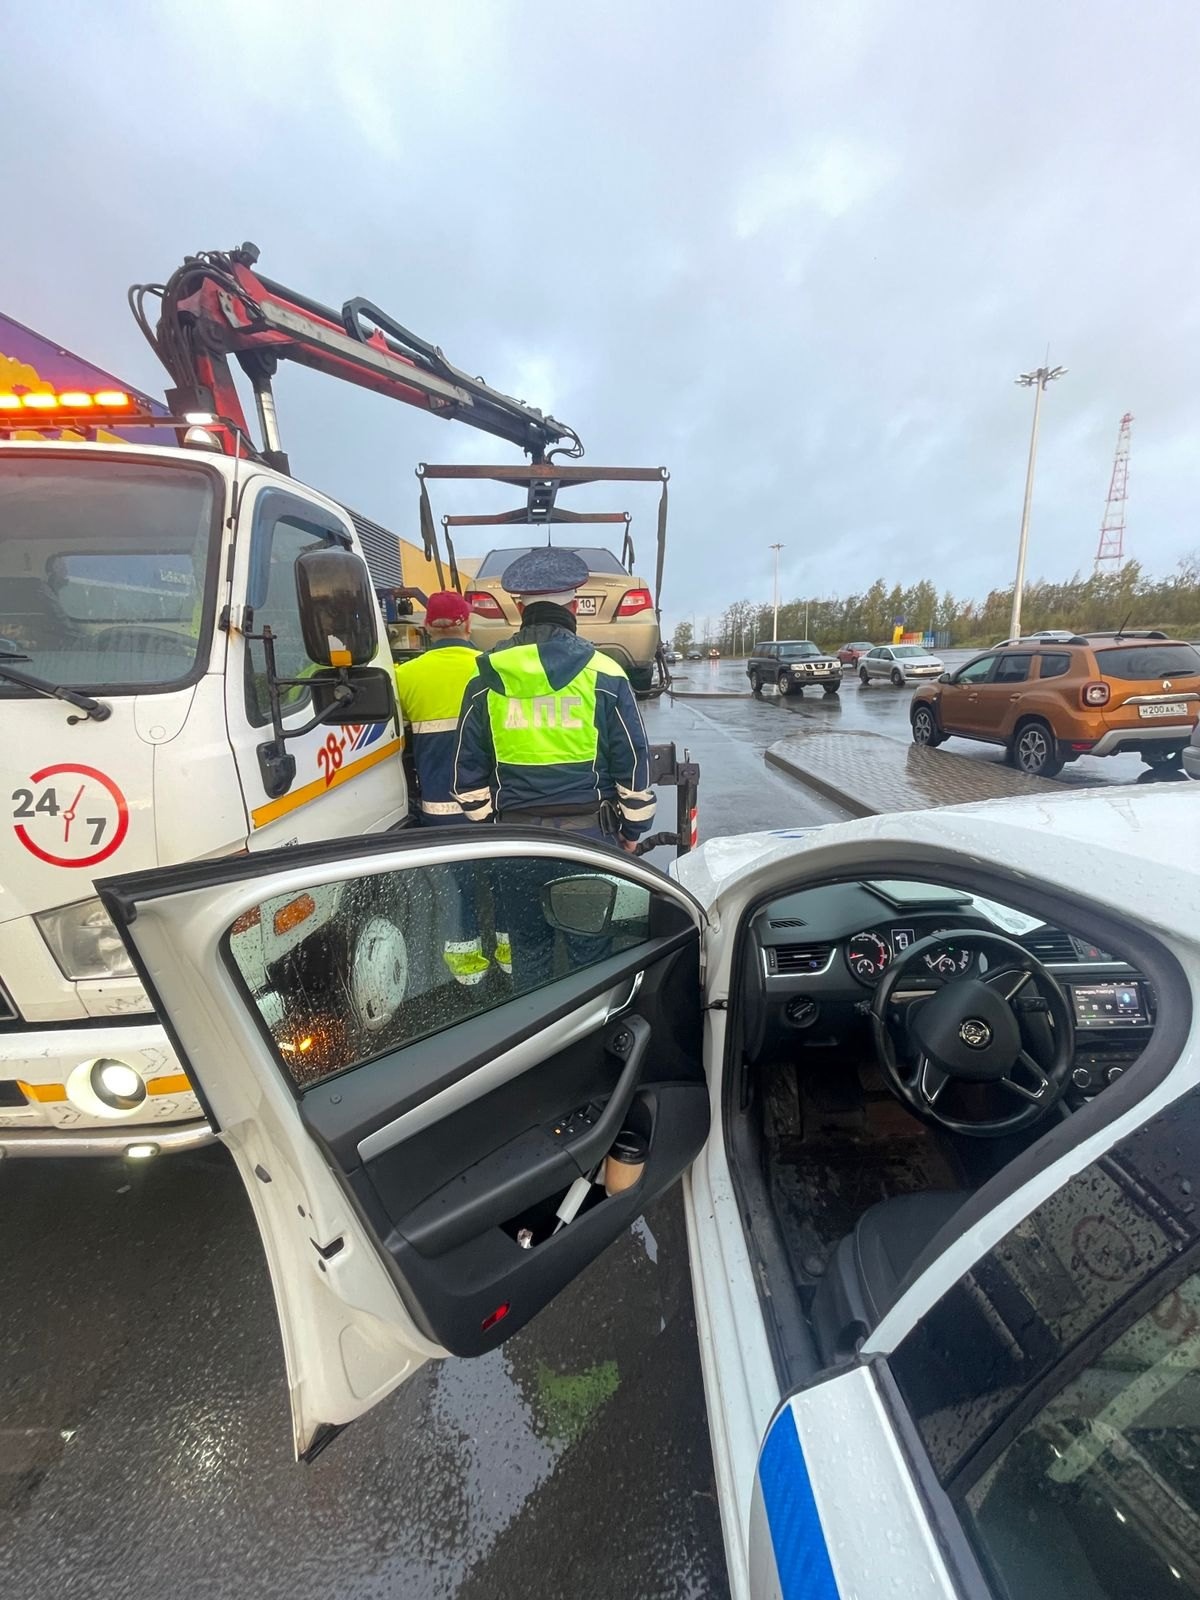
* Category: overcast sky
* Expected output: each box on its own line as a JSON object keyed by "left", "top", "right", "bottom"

{"left": 7, "top": 1, "right": 1199, "bottom": 633}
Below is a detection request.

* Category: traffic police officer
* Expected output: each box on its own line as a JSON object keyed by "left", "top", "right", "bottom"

{"left": 394, "top": 590, "right": 502, "bottom": 985}
{"left": 452, "top": 548, "right": 656, "bottom": 848}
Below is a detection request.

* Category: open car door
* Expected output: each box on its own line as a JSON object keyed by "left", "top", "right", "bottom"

{"left": 99, "top": 829, "right": 709, "bottom": 1459}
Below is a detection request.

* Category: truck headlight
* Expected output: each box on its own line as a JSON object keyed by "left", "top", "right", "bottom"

{"left": 35, "top": 898, "right": 136, "bottom": 980}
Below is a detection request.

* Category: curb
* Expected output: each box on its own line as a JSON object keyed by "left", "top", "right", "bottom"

{"left": 764, "top": 744, "right": 875, "bottom": 817}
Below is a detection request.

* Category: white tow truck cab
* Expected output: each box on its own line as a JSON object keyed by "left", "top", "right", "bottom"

{"left": 0, "top": 432, "right": 407, "bottom": 1157}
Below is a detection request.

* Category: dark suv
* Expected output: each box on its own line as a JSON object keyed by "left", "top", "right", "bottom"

{"left": 747, "top": 640, "right": 841, "bottom": 696}
{"left": 910, "top": 632, "right": 1200, "bottom": 776}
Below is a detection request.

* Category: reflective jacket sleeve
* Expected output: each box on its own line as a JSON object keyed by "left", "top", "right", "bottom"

{"left": 452, "top": 673, "right": 496, "bottom": 822}
{"left": 596, "top": 672, "right": 656, "bottom": 839}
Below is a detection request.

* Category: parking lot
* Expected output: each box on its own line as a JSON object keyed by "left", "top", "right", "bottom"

{"left": 663, "top": 651, "right": 1191, "bottom": 793}
{"left": 1, "top": 668, "right": 1190, "bottom": 1600}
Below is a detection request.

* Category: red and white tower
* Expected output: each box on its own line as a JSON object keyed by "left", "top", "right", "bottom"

{"left": 1095, "top": 412, "right": 1133, "bottom": 572}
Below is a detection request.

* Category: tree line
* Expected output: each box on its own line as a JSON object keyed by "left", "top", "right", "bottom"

{"left": 672, "top": 555, "right": 1200, "bottom": 655}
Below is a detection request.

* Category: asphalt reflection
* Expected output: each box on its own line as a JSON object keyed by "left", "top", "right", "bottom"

{"left": 0, "top": 1131, "right": 728, "bottom": 1598}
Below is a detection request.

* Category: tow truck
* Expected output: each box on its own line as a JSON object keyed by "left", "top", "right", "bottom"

{"left": 0, "top": 242, "right": 697, "bottom": 1160}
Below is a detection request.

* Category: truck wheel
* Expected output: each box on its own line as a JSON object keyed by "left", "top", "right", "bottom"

{"left": 823, "top": 680, "right": 840, "bottom": 695}
{"left": 349, "top": 916, "right": 410, "bottom": 1033}
{"left": 911, "top": 705, "right": 944, "bottom": 747}
{"left": 859, "top": 667, "right": 870, "bottom": 686}
{"left": 749, "top": 668, "right": 762, "bottom": 693}
{"left": 890, "top": 667, "right": 905, "bottom": 687}
{"left": 777, "top": 670, "right": 798, "bottom": 696}
{"left": 1011, "top": 720, "right": 1063, "bottom": 779}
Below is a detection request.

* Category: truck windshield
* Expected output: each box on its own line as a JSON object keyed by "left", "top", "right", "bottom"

{"left": 0, "top": 457, "right": 217, "bottom": 694}
{"left": 778, "top": 642, "right": 820, "bottom": 658}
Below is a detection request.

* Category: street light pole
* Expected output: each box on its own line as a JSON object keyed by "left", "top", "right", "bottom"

{"left": 770, "top": 543, "right": 784, "bottom": 642}
{"left": 1009, "top": 364, "right": 1066, "bottom": 642}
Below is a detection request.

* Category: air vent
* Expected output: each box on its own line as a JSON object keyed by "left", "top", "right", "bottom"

{"left": 1021, "top": 928, "right": 1078, "bottom": 964}
{"left": 768, "top": 917, "right": 807, "bottom": 929}
{"left": 770, "top": 943, "right": 833, "bottom": 975}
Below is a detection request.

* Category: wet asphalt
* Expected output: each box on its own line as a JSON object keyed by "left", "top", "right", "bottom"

{"left": 1, "top": 666, "right": 1183, "bottom": 1600}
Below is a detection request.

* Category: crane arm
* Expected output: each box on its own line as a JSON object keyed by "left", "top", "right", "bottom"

{"left": 129, "top": 242, "right": 581, "bottom": 467}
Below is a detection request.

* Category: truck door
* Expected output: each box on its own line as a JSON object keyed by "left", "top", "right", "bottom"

{"left": 227, "top": 482, "right": 406, "bottom": 849}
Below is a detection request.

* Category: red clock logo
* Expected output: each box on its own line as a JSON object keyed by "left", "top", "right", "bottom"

{"left": 11, "top": 763, "right": 130, "bottom": 868}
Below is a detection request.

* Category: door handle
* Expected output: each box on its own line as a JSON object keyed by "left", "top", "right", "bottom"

{"left": 605, "top": 969, "right": 644, "bottom": 1022}
{"left": 566, "top": 1013, "right": 652, "bottom": 1172}
{"left": 1009, "top": 694, "right": 1021, "bottom": 701}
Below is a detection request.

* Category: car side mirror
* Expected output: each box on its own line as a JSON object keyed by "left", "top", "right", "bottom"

{"left": 938, "top": 671, "right": 953, "bottom": 684}
{"left": 542, "top": 875, "right": 617, "bottom": 937}
{"left": 296, "top": 548, "right": 379, "bottom": 667}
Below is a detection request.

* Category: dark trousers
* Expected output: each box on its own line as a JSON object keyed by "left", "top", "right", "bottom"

{"left": 503, "top": 819, "right": 614, "bottom": 990}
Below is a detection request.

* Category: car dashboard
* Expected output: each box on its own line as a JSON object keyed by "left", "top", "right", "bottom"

{"left": 745, "top": 878, "right": 1154, "bottom": 1100}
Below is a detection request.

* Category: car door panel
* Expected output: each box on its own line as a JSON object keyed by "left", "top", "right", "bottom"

{"left": 749, "top": 1367, "right": 959, "bottom": 1599}
{"left": 99, "top": 830, "right": 708, "bottom": 1457}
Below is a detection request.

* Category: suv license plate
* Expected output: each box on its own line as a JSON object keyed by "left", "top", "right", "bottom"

{"left": 1139, "top": 701, "right": 1188, "bottom": 718}
{"left": 575, "top": 595, "right": 599, "bottom": 617}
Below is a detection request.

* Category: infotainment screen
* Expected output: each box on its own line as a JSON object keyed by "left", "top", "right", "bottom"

{"left": 1071, "top": 982, "right": 1149, "bottom": 1028}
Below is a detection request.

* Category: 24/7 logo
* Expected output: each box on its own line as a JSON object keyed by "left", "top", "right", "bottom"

{"left": 11, "top": 763, "right": 129, "bottom": 868}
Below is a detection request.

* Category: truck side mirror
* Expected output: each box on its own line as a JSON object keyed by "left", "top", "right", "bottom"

{"left": 295, "top": 548, "right": 378, "bottom": 667}
{"left": 308, "top": 667, "right": 396, "bottom": 726}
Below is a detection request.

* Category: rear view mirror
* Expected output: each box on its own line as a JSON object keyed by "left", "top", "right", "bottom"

{"left": 542, "top": 875, "right": 617, "bottom": 937}
{"left": 309, "top": 665, "right": 396, "bottom": 726}
{"left": 296, "top": 548, "right": 378, "bottom": 667}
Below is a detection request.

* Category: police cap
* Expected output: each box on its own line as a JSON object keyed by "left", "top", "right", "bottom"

{"left": 501, "top": 546, "right": 590, "bottom": 597}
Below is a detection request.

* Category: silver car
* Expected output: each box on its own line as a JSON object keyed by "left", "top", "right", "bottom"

{"left": 858, "top": 643, "right": 945, "bottom": 686}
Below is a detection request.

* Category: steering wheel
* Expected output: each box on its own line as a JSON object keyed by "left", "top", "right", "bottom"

{"left": 871, "top": 928, "right": 1075, "bottom": 1138}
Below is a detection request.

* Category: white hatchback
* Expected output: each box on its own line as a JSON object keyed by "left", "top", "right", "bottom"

{"left": 101, "top": 786, "right": 1200, "bottom": 1599}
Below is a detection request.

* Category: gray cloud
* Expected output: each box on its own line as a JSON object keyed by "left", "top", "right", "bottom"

{"left": 6, "top": 0, "right": 1198, "bottom": 636}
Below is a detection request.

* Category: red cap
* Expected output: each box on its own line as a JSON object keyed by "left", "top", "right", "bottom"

{"left": 424, "top": 590, "right": 472, "bottom": 626}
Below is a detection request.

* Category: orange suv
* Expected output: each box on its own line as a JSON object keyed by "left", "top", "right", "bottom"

{"left": 909, "top": 632, "right": 1200, "bottom": 777}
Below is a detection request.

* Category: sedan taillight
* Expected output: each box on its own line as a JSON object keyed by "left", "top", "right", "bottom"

{"left": 464, "top": 591, "right": 505, "bottom": 619}
{"left": 615, "top": 588, "right": 653, "bottom": 617}
{"left": 1082, "top": 681, "right": 1110, "bottom": 707}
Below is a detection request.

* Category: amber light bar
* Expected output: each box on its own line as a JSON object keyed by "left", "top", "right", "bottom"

{"left": 0, "top": 389, "right": 133, "bottom": 411}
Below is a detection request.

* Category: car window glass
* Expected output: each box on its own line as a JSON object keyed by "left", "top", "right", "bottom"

{"left": 961, "top": 1267, "right": 1200, "bottom": 1599}
{"left": 1094, "top": 645, "right": 1200, "bottom": 680}
{"left": 1038, "top": 652, "right": 1071, "bottom": 679}
{"left": 891, "top": 1083, "right": 1200, "bottom": 1487}
{"left": 956, "top": 655, "right": 996, "bottom": 684}
{"left": 225, "top": 856, "right": 654, "bottom": 1088}
{"left": 475, "top": 546, "right": 625, "bottom": 579}
{"left": 247, "top": 513, "right": 340, "bottom": 724}
{"left": 994, "top": 654, "right": 1032, "bottom": 684}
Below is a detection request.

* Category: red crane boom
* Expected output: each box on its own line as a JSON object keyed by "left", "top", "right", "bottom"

{"left": 130, "top": 241, "right": 581, "bottom": 471}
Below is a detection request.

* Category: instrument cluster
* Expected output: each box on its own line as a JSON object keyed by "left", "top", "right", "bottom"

{"left": 844, "top": 925, "right": 978, "bottom": 986}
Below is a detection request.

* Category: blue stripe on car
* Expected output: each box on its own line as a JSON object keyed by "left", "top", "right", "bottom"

{"left": 759, "top": 1407, "right": 840, "bottom": 1599}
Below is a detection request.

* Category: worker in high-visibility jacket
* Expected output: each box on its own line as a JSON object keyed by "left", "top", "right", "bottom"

{"left": 452, "top": 548, "right": 656, "bottom": 988}
{"left": 394, "top": 590, "right": 505, "bottom": 986}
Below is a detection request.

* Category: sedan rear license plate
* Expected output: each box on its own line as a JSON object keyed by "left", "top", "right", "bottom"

{"left": 575, "top": 595, "right": 599, "bottom": 616}
{"left": 1138, "top": 701, "right": 1188, "bottom": 718}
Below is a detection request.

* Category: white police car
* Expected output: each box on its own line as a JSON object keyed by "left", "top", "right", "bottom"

{"left": 100, "top": 785, "right": 1200, "bottom": 1599}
